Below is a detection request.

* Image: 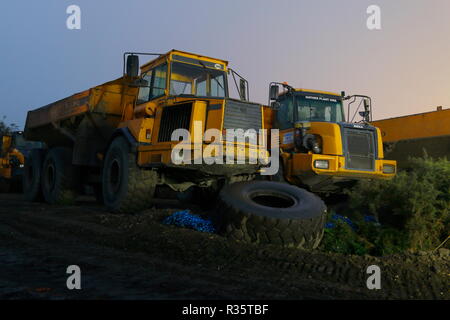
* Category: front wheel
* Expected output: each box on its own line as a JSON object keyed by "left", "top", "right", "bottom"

{"left": 102, "top": 136, "right": 157, "bottom": 213}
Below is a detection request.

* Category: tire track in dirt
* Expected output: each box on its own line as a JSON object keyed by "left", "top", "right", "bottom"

{"left": 0, "top": 194, "right": 448, "bottom": 299}
{"left": 0, "top": 202, "right": 337, "bottom": 299}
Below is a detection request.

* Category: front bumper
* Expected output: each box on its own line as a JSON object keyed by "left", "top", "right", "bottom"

{"left": 137, "top": 142, "right": 269, "bottom": 181}
{"left": 290, "top": 153, "right": 397, "bottom": 179}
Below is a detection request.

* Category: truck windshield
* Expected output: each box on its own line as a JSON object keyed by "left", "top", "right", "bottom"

{"left": 170, "top": 62, "right": 226, "bottom": 97}
{"left": 295, "top": 95, "right": 344, "bottom": 122}
{"left": 275, "top": 93, "right": 345, "bottom": 129}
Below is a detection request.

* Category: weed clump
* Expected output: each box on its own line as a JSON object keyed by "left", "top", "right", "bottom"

{"left": 321, "top": 157, "right": 450, "bottom": 256}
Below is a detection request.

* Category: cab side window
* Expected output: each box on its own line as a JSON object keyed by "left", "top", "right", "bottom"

{"left": 137, "top": 63, "right": 167, "bottom": 104}
{"left": 137, "top": 71, "right": 153, "bottom": 104}
{"left": 152, "top": 64, "right": 167, "bottom": 97}
{"left": 275, "top": 97, "right": 294, "bottom": 130}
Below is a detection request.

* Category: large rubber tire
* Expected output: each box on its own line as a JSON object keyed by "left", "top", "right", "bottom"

{"left": 213, "top": 181, "right": 327, "bottom": 249}
{"left": 102, "top": 136, "right": 157, "bottom": 214}
{"left": 23, "top": 149, "right": 46, "bottom": 202}
{"left": 41, "top": 147, "right": 76, "bottom": 204}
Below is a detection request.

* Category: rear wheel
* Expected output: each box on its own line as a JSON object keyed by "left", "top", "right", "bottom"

{"left": 41, "top": 147, "right": 76, "bottom": 204}
{"left": 23, "top": 149, "right": 45, "bottom": 201}
{"left": 102, "top": 136, "right": 157, "bottom": 214}
{"left": 212, "top": 181, "right": 327, "bottom": 249}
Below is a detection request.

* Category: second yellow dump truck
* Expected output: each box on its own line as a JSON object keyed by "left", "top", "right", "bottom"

{"left": 0, "top": 131, "right": 43, "bottom": 192}
{"left": 264, "top": 82, "right": 397, "bottom": 193}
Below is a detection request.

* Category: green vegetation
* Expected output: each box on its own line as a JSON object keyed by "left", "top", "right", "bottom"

{"left": 0, "top": 116, "right": 18, "bottom": 135}
{"left": 321, "top": 157, "right": 450, "bottom": 256}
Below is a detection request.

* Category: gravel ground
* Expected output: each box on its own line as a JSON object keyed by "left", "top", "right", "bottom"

{"left": 0, "top": 193, "right": 448, "bottom": 300}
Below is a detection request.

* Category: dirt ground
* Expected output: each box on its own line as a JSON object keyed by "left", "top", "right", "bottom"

{"left": 0, "top": 193, "right": 448, "bottom": 300}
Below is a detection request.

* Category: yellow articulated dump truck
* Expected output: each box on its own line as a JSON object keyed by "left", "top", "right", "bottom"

{"left": 264, "top": 82, "right": 396, "bottom": 193}
{"left": 0, "top": 131, "right": 43, "bottom": 192}
{"left": 23, "top": 50, "right": 267, "bottom": 211}
{"left": 371, "top": 107, "right": 450, "bottom": 168}
{"left": 22, "top": 50, "right": 328, "bottom": 249}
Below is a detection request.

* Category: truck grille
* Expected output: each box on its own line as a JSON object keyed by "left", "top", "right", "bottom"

{"left": 343, "top": 127, "right": 376, "bottom": 171}
{"left": 223, "top": 99, "right": 262, "bottom": 132}
{"left": 158, "top": 103, "right": 192, "bottom": 142}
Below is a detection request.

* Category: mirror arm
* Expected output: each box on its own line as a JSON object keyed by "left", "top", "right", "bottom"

{"left": 345, "top": 94, "right": 372, "bottom": 122}
{"left": 229, "top": 68, "right": 250, "bottom": 101}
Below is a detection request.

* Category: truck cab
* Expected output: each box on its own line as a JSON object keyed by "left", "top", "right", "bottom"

{"left": 265, "top": 83, "right": 396, "bottom": 192}
{"left": 125, "top": 50, "right": 267, "bottom": 171}
{"left": 0, "top": 131, "right": 43, "bottom": 192}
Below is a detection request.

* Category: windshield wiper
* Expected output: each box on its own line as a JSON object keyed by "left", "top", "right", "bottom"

{"left": 177, "top": 94, "right": 196, "bottom": 97}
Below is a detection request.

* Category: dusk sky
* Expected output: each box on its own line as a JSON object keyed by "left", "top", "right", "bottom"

{"left": 1, "top": 0, "right": 450, "bottom": 127}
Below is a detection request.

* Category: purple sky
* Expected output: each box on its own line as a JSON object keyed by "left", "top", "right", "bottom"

{"left": 1, "top": 0, "right": 449, "bottom": 127}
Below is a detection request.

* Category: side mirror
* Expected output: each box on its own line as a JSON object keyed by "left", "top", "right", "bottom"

{"left": 358, "top": 110, "right": 370, "bottom": 119}
{"left": 269, "top": 84, "right": 279, "bottom": 100}
{"left": 239, "top": 79, "right": 247, "bottom": 101}
{"left": 363, "top": 98, "right": 370, "bottom": 110}
{"left": 362, "top": 98, "right": 371, "bottom": 122}
{"left": 126, "top": 55, "right": 139, "bottom": 78}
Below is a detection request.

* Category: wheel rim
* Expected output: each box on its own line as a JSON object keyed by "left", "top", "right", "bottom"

{"left": 249, "top": 191, "right": 296, "bottom": 208}
{"left": 45, "top": 162, "right": 56, "bottom": 192}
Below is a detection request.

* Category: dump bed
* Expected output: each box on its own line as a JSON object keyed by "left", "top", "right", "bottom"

{"left": 372, "top": 108, "right": 450, "bottom": 142}
{"left": 25, "top": 90, "right": 91, "bottom": 131}
{"left": 24, "top": 77, "right": 138, "bottom": 166}
{"left": 24, "top": 77, "right": 137, "bottom": 144}
{"left": 371, "top": 108, "right": 450, "bottom": 165}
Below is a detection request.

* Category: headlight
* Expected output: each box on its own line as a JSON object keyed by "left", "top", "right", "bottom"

{"left": 382, "top": 164, "right": 396, "bottom": 174}
{"left": 314, "top": 160, "right": 329, "bottom": 169}
{"left": 310, "top": 136, "right": 322, "bottom": 154}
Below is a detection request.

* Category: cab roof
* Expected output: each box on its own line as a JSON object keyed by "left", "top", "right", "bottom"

{"left": 278, "top": 88, "right": 342, "bottom": 100}
{"left": 140, "top": 49, "right": 229, "bottom": 71}
{"left": 293, "top": 88, "right": 342, "bottom": 97}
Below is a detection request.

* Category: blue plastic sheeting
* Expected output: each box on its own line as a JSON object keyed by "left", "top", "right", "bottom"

{"left": 325, "top": 222, "right": 337, "bottom": 229}
{"left": 363, "top": 215, "right": 379, "bottom": 224}
{"left": 325, "top": 214, "right": 380, "bottom": 230}
{"left": 162, "top": 210, "right": 216, "bottom": 233}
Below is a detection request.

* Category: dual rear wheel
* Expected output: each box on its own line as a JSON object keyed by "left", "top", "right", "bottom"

{"left": 23, "top": 137, "right": 157, "bottom": 214}
{"left": 23, "top": 147, "right": 74, "bottom": 203}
